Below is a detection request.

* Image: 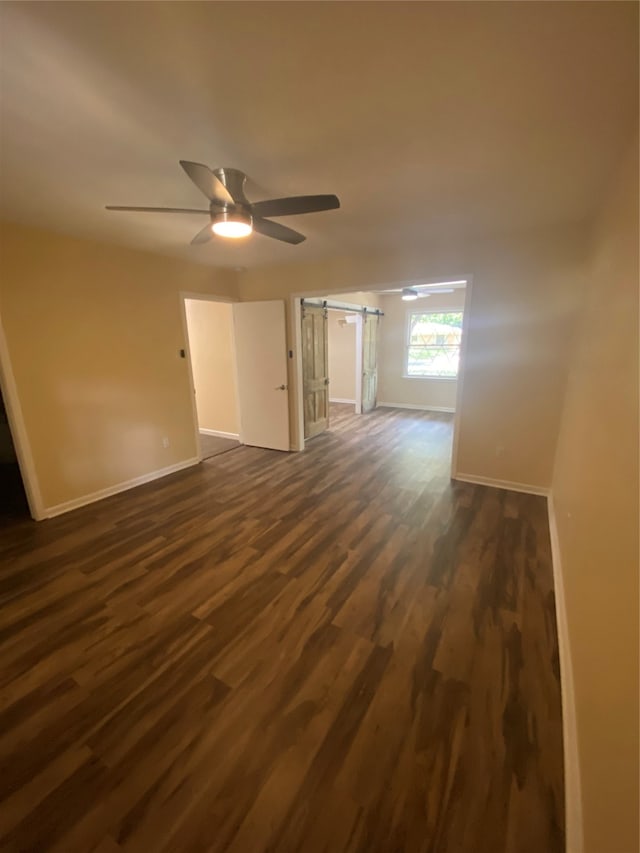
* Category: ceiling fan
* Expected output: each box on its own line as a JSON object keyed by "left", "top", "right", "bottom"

{"left": 106, "top": 161, "right": 340, "bottom": 245}
{"left": 400, "top": 287, "right": 453, "bottom": 302}
{"left": 376, "top": 281, "right": 467, "bottom": 301}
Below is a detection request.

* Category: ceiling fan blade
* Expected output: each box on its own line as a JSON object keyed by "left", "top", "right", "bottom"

{"left": 179, "top": 161, "right": 234, "bottom": 206}
{"left": 251, "top": 194, "right": 340, "bottom": 218}
{"left": 106, "top": 206, "right": 209, "bottom": 214}
{"left": 190, "top": 222, "right": 213, "bottom": 245}
{"left": 252, "top": 217, "right": 306, "bottom": 245}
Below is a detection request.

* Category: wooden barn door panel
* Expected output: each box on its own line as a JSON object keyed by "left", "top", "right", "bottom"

{"left": 302, "top": 304, "right": 329, "bottom": 440}
{"left": 362, "top": 313, "right": 379, "bottom": 414}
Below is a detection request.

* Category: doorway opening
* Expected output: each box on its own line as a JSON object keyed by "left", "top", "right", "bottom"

{"left": 181, "top": 295, "right": 241, "bottom": 461}
{"left": 295, "top": 294, "right": 383, "bottom": 446}
{"left": 0, "top": 321, "right": 44, "bottom": 521}
{"left": 181, "top": 295, "right": 292, "bottom": 457}
{"left": 0, "top": 386, "right": 30, "bottom": 522}
{"left": 327, "top": 308, "right": 362, "bottom": 414}
{"left": 292, "top": 279, "right": 472, "bottom": 477}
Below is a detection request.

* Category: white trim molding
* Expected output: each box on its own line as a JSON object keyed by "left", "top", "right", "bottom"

{"left": 547, "top": 493, "right": 584, "bottom": 853}
{"left": 199, "top": 429, "right": 239, "bottom": 440}
{"left": 378, "top": 402, "right": 455, "bottom": 413}
{"left": 43, "top": 457, "right": 200, "bottom": 519}
{"left": 329, "top": 397, "right": 356, "bottom": 405}
{"left": 450, "top": 279, "right": 473, "bottom": 480}
{"left": 452, "top": 472, "right": 549, "bottom": 497}
{"left": 400, "top": 375, "right": 457, "bottom": 382}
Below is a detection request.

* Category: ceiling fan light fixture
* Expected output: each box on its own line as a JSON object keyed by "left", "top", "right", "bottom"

{"left": 107, "top": 162, "right": 338, "bottom": 245}
{"left": 401, "top": 288, "right": 419, "bottom": 301}
{"left": 211, "top": 210, "right": 253, "bottom": 238}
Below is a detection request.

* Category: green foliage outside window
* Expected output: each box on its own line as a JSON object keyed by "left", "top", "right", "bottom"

{"left": 406, "top": 311, "right": 463, "bottom": 377}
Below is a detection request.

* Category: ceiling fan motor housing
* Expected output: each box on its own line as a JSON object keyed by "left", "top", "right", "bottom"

{"left": 212, "top": 167, "right": 249, "bottom": 205}
{"left": 210, "top": 168, "right": 253, "bottom": 232}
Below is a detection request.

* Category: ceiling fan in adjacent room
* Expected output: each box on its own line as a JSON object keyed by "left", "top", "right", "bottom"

{"left": 400, "top": 287, "right": 450, "bottom": 302}
{"left": 375, "top": 281, "right": 467, "bottom": 301}
{"left": 106, "top": 161, "right": 340, "bottom": 245}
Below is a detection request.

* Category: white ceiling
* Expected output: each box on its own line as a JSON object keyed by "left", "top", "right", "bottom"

{"left": 0, "top": 2, "right": 637, "bottom": 268}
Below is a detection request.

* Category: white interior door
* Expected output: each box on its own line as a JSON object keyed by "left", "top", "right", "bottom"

{"left": 232, "top": 300, "right": 290, "bottom": 451}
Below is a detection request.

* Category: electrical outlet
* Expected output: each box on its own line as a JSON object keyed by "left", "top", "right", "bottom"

{"left": 162, "top": 436, "right": 170, "bottom": 448}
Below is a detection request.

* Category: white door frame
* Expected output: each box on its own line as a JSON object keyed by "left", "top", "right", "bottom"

{"left": 450, "top": 277, "right": 473, "bottom": 480}
{"left": 354, "top": 313, "right": 363, "bottom": 414}
{"left": 0, "top": 316, "right": 46, "bottom": 520}
{"left": 179, "top": 292, "right": 239, "bottom": 462}
{"left": 291, "top": 297, "right": 306, "bottom": 451}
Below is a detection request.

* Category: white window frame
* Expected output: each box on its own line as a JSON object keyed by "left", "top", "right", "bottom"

{"left": 403, "top": 307, "right": 464, "bottom": 380}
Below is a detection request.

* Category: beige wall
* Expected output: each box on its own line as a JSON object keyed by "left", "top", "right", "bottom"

{"left": 240, "top": 226, "right": 587, "bottom": 486}
{"left": 551, "top": 135, "right": 639, "bottom": 853}
{"left": 328, "top": 310, "right": 357, "bottom": 402}
{"left": 184, "top": 299, "right": 239, "bottom": 436}
{"left": 0, "top": 221, "right": 237, "bottom": 513}
{"left": 378, "top": 290, "right": 466, "bottom": 411}
{"left": 324, "top": 291, "right": 381, "bottom": 310}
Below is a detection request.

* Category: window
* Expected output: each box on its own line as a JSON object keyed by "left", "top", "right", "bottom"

{"left": 405, "top": 310, "right": 463, "bottom": 378}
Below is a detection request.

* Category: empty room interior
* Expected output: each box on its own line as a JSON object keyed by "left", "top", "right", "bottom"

{"left": 0, "top": 3, "right": 637, "bottom": 852}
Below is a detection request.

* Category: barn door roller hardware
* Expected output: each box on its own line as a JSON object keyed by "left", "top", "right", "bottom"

{"left": 300, "top": 298, "right": 383, "bottom": 316}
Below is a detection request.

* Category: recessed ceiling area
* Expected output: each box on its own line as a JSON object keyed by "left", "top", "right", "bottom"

{"left": 0, "top": 1, "right": 637, "bottom": 268}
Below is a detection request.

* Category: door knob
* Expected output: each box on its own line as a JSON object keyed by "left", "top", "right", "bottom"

{"left": 275, "top": 384, "right": 287, "bottom": 390}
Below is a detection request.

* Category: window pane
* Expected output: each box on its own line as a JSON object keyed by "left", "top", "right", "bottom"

{"left": 409, "top": 312, "right": 463, "bottom": 346}
{"left": 407, "top": 346, "right": 459, "bottom": 377}
{"left": 406, "top": 311, "right": 463, "bottom": 377}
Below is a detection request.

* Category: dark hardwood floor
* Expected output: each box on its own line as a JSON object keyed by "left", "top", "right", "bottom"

{"left": 0, "top": 404, "right": 564, "bottom": 852}
{"left": 199, "top": 432, "right": 240, "bottom": 461}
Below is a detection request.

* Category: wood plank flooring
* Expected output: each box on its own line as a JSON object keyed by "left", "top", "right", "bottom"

{"left": 199, "top": 433, "right": 240, "bottom": 461}
{"left": 0, "top": 404, "right": 564, "bottom": 852}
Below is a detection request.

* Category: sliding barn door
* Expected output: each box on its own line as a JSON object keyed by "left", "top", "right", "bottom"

{"left": 301, "top": 303, "right": 329, "bottom": 440}
{"left": 361, "top": 312, "right": 379, "bottom": 413}
{"left": 232, "top": 300, "right": 290, "bottom": 451}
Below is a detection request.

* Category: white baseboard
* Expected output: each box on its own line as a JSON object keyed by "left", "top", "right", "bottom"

{"left": 43, "top": 457, "right": 200, "bottom": 519}
{"left": 547, "top": 493, "right": 583, "bottom": 853}
{"left": 199, "top": 429, "right": 239, "bottom": 440}
{"left": 453, "top": 472, "right": 549, "bottom": 497}
{"left": 329, "top": 397, "right": 356, "bottom": 405}
{"left": 378, "top": 402, "right": 455, "bottom": 413}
